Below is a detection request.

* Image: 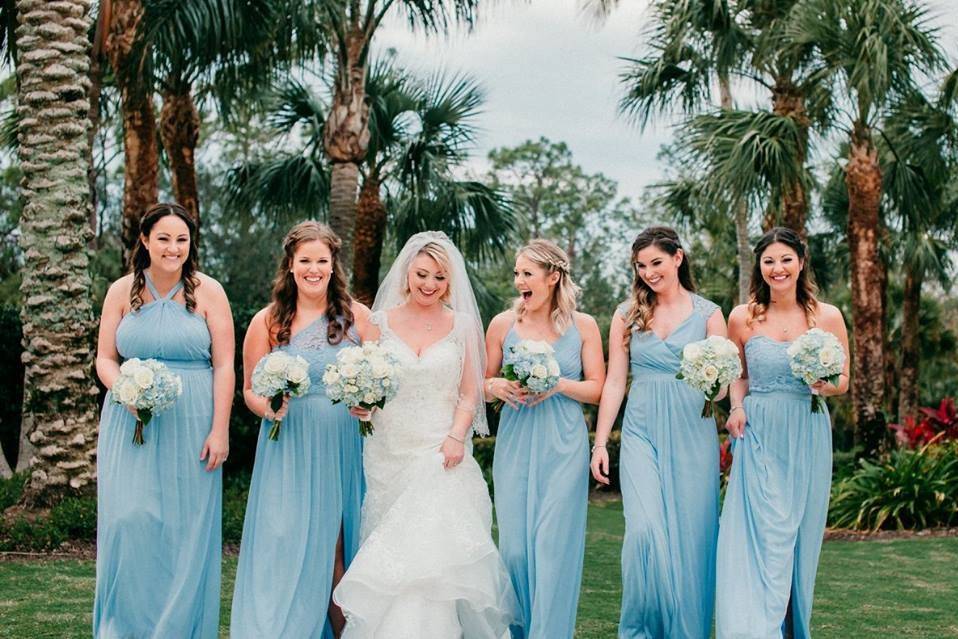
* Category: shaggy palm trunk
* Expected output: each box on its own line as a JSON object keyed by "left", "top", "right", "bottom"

{"left": 897, "top": 265, "right": 922, "bottom": 421}
{"left": 772, "top": 80, "right": 809, "bottom": 239}
{"left": 160, "top": 82, "right": 201, "bottom": 226}
{"left": 845, "top": 126, "right": 887, "bottom": 457}
{"left": 324, "top": 29, "right": 370, "bottom": 270}
{"left": 720, "top": 77, "right": 751, "bottom": 304}
{"left": 351, "top": 174, "right": 386, "bottom": 305}
{"left": 14, "top": 0, "right": 100, "bottom": 504}
{"left": 107, "top": 0, "right": 158, "bottom": 261}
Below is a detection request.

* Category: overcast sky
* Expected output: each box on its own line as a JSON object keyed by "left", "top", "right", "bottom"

{"left": 374, "top": 0, "right": 958, "bottom": 201}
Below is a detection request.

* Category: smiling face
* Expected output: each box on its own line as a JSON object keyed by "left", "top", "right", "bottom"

{"left": 514, "top": 253, "right": 559, "bottom": 314}
{"left": 406, "top": 252, "right": 449, "bottom": 307}
{"left": 759, "top": 241, "right": 803, "bottom": 293}
{"left": 141, "top": 214, "right": 191, "bottom": 276}
{"left": 634, "top": 243, "right": 684, "bottom": 294}
{"left": 290, "top": 239, "right": 333, "bottom": 299}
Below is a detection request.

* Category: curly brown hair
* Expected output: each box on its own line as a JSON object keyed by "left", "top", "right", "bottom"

{"left": 621, "top": 226, "right": 695, "bottom": 346}
{"left": 747, "top": 226, "right": 819, "bottom": 328}
{"left": 268, "top": 221, "right": 354, "bottom": 346}
{"left": 129, "top": 203, "right": 200, "bottom": 313}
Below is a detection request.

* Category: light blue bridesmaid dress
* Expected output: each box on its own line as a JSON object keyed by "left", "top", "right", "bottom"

{"left": 618, "top": 293, "right": 720, "bottom": 639}
{"left": 493, "top": 320, "right": 589, "bottom": 639}
{"left": 94, "top": 275, "right": 221, "bottom": 639}
{"left": 716, "top": 335, "right": 832, "bottom": 639}
{"left": 230, "top": 315, "right": 364, "bottom": 639}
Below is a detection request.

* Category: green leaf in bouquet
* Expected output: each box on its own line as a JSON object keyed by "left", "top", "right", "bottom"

{"left": 270, "top": 392, "right": 285, "bottom": 413}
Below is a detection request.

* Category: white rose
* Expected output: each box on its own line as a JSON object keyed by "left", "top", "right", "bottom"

{"left": 288, "top": 362, "right": 309, "bottom": 384}
{"left": 264, "top": 353, "right": 289, "bottom": 374}
{"left": 818, "top": 348, "right": 835, "bottom": 368}
{"left": 371, "top": 359, "right": 390, "bottom": 378}
{"left": 363, "top": 392, "right": 378, "bottom": 404}
{"left": 115, "top": 380, "right": 139, "bottom": 405}
{"left": 339, "top": 348, "right": 364, "bottom": 364}
{"left": 133, "top": 367, "right": 155, "bottom": 389}
{"left": 531, "top": 364, "right": 548, "bottom": 379}
{"left": 524, "top": 340, "right": 552, "bottom": 355}
{"left": 547, "top": 360, "right": 561, "bottom": 377}
{"left": 323, "top": 369, "right": 341, "bottom": 385}
{"left": 340, "top": 363, "right": 359, "bottom": 379}
{"left": 703, "top": 365, "right": 719, "bottom": 383}
{"left": 683, "top": 343, "right": 704, "bottom": 361}
{"left": 344, "top": 384, "right": 359, "bottom": 394}
{"left": 119, "top": 359, "right": 141, "bottom": 375}
{"left": 382, "top": 379, "right": 391, "bottom": 387}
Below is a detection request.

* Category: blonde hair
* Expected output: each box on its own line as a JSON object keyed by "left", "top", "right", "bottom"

{"left": 512, "top": 239, "right": 580, "bottom": 333}
{"left": 403, "top": 241, "right": 453, "bottom": 304}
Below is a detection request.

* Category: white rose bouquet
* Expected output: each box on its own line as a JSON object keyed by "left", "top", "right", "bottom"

{"left": 676, "top": 335, "right": 743, "bottom": 417}
{"left": 786, "top": 328, "right": 845, "bottom": 413}
{"left": 111, "top": 358, "right": 183, "bottom": 446}
{"left": 496, "top": 339, "right": 562, "bottom": 410}
{"left": 323, "top": 341, "right": 400, "bottom": 436}
{"left": 251, "top": 351, "right": 311, "bottom": 440}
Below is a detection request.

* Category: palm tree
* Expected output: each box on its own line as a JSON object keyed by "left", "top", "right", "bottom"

{"left": 790, "top": 0, "right": 945, "bottom": 455}
{"left": 615, "top": 0, "right": 754, "bottom": 302}
{"left": 317, "top": 0, "right": 483, "bottom": 268}
{"left": 227, "top": 63, "right": 514, "bottom": 302}
{"left": 14, "top": 0, "right": 99, "bottom": 504}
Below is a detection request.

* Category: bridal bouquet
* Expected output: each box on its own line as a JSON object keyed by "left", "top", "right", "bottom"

{"left": 787, "top": 328, "right": 845, "bottom": 413}
{"left": 252, "top": 351, "right": 311, "bottom": 441}
{"left": 323, "top": 341, "right": 400, "bottom": 436}
{"left": 676, "top": 336, "right": 742, "bottom": 417}
{"left": 496, "top": 339, "right": 561, "bottom": 410}
{"left": 112, "top": 358, "right": 183, "bottom": 446}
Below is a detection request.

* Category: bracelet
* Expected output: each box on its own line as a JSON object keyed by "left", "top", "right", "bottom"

{"left": 729, "top": 406, "right": 744, "bottom": 415}
{"left": 591, "top": 444, "right": 606, "bottom": 453}
{"left": 447, "top": 432, "right": 465, "bottom": 444}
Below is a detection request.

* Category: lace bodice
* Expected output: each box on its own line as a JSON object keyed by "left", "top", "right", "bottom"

{"left": 282, "top": 315, "right": 359, "bottom": 398}
{"left": 616, "top": 293, "right": 719, "bottom": 377}
{"left": 745, "top": 335, "right": 809, "bottom": 396}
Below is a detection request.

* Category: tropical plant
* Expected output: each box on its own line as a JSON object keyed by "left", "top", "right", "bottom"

{"left": 829, "top": 441, "right": 958, "bottom": 530}
{"left": 788, "top": 0, "right": 945, "bottom": 456}
{"left": 13, "top": 0, "right": 100, "bottom": 504}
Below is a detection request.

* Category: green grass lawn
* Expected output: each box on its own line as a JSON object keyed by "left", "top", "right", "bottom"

{"left": 1, "top": 500, "right": 956, "bottom": 638}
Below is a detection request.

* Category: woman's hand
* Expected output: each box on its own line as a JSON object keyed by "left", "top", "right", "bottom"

{"left": 522, "top": 379, "right": 564, "bottom": 407}
{"left": 349, "top": 406, "right": 373, "bottom": 420}
{"left": 810, "top": 380, "right": 834, "bottom": 396}
{"left": 726, "top": 406, "right": 747, "bottom": 439}
{"left": 486, "top": 378, "right": 523, "bottom": 410}
{"left": 124, "top": 405, "right": 139, "bottom": 419}
{"left": 590, "top": 446, "right": 610, "bottom": 485}
{"left": 201, "top": 429, "right": 229, "bottom": 471}
{"left": 266, "top": 395, "right": 290, "bottom": 422}
{"left": 440, "top": 436, "right": 465, "bottom": 470}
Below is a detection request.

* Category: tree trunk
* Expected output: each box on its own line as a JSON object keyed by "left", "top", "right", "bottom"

{"left": 323, "top": 28, "right": 370, "bottom": 270}
{"left": 0, "top": 447, "right": 11, "bottom": 479}
{"left": 897, "top": 265, "right": 922, "bottom": 421}
{"left": 845, "top": 127, "right": 887, "bottom": 457}
{"left": 14, "top": 0, "right": 100, "bottom": 504}
{"left": 772, "top": 79, "right": 809, "bottom": 239}
{"left": 720, "top": 76, "right": 751, "bottom": 304}
{"left": 351, "top": 174, "right": 387, "bottom": 305}
{"left": 107, "top": 0, "right": 158, "bottom": 262}
{"left": 86, "top": 37, "right": 103, "bottom": 248}
{"left": 159, "top": 81, "right": 201, "bottom": 227}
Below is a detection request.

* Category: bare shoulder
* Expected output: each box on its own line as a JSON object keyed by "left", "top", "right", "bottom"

{"left": 573, "top": 311, "right": 600, "bottom": 334}
{"left": 103, "top": 274, "right": 133, "bottom": 310}
{"left": 351, "top": 300, "right": 372, "bottom": 322}
{"left": 728, "top": 304, "right": 750, "bottom": 327}
{"left": 248, "top": 306, "right": 272, "bottom": 334}
{"left": 816, "top": 302, "right": 846, "bottom": 330}
{"left": 193, "top": 272, "right": 227, "bottom": 300}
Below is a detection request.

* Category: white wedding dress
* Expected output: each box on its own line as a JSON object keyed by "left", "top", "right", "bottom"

{"left": 334, "top": 311, "right": 517, "bottom": 639}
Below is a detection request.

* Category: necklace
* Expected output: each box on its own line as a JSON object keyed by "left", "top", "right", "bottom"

{"left": 424, "top": 321, "right": 433, "bottom": 332}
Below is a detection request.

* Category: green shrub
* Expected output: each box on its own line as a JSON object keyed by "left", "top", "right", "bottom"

{"left": 223, "top": 471, "right": 250, "bottom": 544}
{"left": 48, "top": 496, "right": 97, "bottom": 540}
{"left": 0, "top": 493, "right": 96, "bottom": 551}
{"left": 0, "top": 472, "right": 25, "bottom": 510}
{"left": 828, "top": 443, "right": 958, "bottom": 531}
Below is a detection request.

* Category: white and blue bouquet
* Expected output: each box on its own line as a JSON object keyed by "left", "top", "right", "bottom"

{"left": 787, "top": 328, "right": 845, "bottom": 413}
{"left": 251, "top": 351, "right": 311, "bottom": 441}
{"left": 497, "top": 339, "right": 562, "bottom": 410}
{"left": 112, "top": 358, "right": 183, "bottom": 446}
{"left": 323, "top": 341, "right": 400, "bottom": 437}
{"left": 676, "top": 335, "right": 743, "bottom": 417}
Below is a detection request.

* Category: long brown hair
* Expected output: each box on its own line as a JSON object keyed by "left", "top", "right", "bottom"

{"left": 622, "top": 226, "right": 695, "bottom": 345}
{"left": 747, "top": 226, "right": 819, "bottom": 327}
{"left": 130, "top": 203, "right": 200, "bottom": 313}
{"left": 511, "top": 239, "right": 580, "bottom": 333}
{"left": 268, "top": 221, "right": 354, "bottom": 346}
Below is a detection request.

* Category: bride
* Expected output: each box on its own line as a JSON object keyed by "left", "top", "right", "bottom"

{"left": 333, "top": 232, "right": 516, "bottom": 638}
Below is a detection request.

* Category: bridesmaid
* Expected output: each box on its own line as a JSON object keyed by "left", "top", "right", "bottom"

{"left": 231, "top": 221, "right": 371, "bottom": 638}
{"left": 591, "top": 226, "right": 726, "bottom": 639}
{"left": 94, "top": 203, "right": 234, "bottom": 638}
{"left": 716, "top": 227, "right": 849, "bottom": 639}
{"left": 485, "top": 239, "right": 606, "bottom": 639}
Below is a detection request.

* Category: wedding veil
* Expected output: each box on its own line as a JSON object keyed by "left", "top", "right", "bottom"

{"left": 371, "top": 231, "right": 490, "bottom": 436}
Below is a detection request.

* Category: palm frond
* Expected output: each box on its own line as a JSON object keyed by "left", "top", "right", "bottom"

{"left": 225, "top": 152, "right": 330, "bottom": 222}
